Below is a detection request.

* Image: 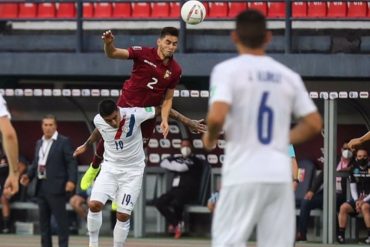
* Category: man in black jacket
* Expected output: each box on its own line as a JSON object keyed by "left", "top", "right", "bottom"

{"left": 20, "top": 114, "right": 77, "bottom": 247}
{"left": 154, "top": 139, "right": 204, "bottom": 239}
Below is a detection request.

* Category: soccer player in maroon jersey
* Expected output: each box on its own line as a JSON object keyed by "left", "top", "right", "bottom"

{"left": 76, "top": 27, "right": 206, "bottom": 190}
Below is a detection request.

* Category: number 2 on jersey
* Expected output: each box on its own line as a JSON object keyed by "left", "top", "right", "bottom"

{"left": 257, "top": 92, "right": 274, "bottom": 144}
{"left": 147, "top": 77, "right": 158, "bottom": 90}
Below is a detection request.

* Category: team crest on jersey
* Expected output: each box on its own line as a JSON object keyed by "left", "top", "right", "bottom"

{"left": 123, "top": 126, "right": 130, "bottom": 133}
{"left": 164, "top": 70, "right": 171, "bottom": 79}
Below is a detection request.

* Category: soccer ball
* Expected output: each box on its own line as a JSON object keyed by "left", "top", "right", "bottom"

{"left": 181, "top": 0, "right": 206, "bottom": 25}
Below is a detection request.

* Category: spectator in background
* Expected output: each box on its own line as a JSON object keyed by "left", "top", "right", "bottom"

{"left": 0, "top": 154, "right": 28, "bottom": 233}
{"left": 337, "top": 148, "right": 370, "bottom": 244}
{"left": 20, "top": 114, "right": 77, "bottom": 247}
{"left": 290, "top": 144, "right": 299, "bottom": 191}
{"left": 155, "top": 139, "right": 205, "bottom": 239}
{"left": 296, "top": 141, "right": 353, "bottom": 242}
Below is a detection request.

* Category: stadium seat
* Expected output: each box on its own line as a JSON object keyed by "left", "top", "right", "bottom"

{"left": 112, "top": 3, "right": 131, "bottom": 18}
{"left": 268, "top": 2, "right": 285, "bottom": 18}
{"left": 292, "top": 2, "right": 307, "bottom": 17}
{"left": 208, "top": 2, "right": 228, "bottom": 18}
{"left": 37, "top": 3, "right": 56, "bottom": 18}
{"left": 83, "top": 3, "right": 94, "bottom": 18}
{"left": 151, "top": 2, "right": 170, "bottom": 18}
{"left": 19, "top": 3, "right": 37, "bottom": 18}
{"left": 307, "top": 2, "right": 327, "bottom": 18}
{"left": 57, "top": 3, "right": 76, "bottom": 18}
{"left": 347, "top": 2, "right": 368, "bottom": 18}
{"left": 0, "top": 3, "right": 18, "bottom": 18}
{"left": 249, "top": 2, "right": 267, "bottom": 16}
{"left": 169, "top": 2, "right": 180, "bottom": 18}
{"left": 132, "top": 3, "right": 150, "bottom": 18}
{"left": 327, "top": 1, "right": 347, "bottom": 18}
{"left": 94, "top": 3, "right": 112, "bottom": 18}
{"left": 228, "top": 2, "right": 247, "bottom": 18}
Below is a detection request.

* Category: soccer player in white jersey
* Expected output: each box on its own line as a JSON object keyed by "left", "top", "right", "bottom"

{"left": 0, "top": 95, "right": 19, "bottom": 198}
{"left": 202, "top": 10, "right": 323, "bottom": 247}
{"left": 74, "top": 99, "right": 158, "bottom": 247}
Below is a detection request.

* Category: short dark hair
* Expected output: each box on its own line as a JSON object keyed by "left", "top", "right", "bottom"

{"left": 42, "top": 114, "right": 57, "bottom": 124}
{"left": 236, "top": 9, "right": 267, "bottom": 49}
{"left": 160, "top": 27, "right": 179, "bottom": 38}
{"left": 98, "top": 99, "right": 117, "bottom": 117}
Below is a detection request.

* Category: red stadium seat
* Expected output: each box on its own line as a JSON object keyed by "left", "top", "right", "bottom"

{"left": 348, "top": 2, "right": 368, "bottom": 18}
{"left": 151, "top": 2, "right": 170, "bottom": 18}
{"left": 37, "top": 3, "right": 56, "bottom": 18}
{"left": 249, "top": 2, "right": 267, "bottom": 16}
{"left": 208, "top": 2, "right": 228, "bottom": 18}
{"left": 228, "top": 2, "right": 247, "bottom": 18}
{"left": 169, "top": 2, "right": 180, "bottom": 18}
{"left": 19, "top": 3, "right": 37, "bottom": 18}
{"left": 0, "top": 3, "right": 18, "bottom": 18}
{"left": 327, "top": 1, "right": 347, "bottom": 18}
{"left": 268, "top": 2, "right": 285, "bottom": 18}
{"left": 112, "top": 3, "right": 131, "bottom": 18}
{"left": 292, "top": 2, "right": 307, "bottom": 17}
{"left": 57, "top": 3, "right": 76, "bottom": 18}
{"left": 308, "top": 2, "right": 327, "bottom": 18}
{"left": 83, "top": 3, "right": 94, "bottom": 18}
{"left": 132, "top": 3, "right": 150, "bottom": 18}
{"left": 94, "top": 3, "right": 112, "bottom": 18}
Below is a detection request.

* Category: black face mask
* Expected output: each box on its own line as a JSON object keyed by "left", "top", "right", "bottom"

{"left": 357, "top": 158, "right": 368, "bottom": 168}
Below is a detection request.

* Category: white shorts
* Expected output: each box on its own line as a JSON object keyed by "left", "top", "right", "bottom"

{"left": 212, "top": 183, "right": 295, "bottom": 247}
{"left": 89, "top": 161, "right": 144, "bottom": 215}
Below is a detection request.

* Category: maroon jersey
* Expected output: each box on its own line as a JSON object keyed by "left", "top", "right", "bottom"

{"left": 117, "top": 46, "right": 182, "bottom": 108}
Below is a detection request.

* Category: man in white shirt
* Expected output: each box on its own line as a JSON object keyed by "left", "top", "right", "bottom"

{"left": 202, "top": 10, "right": 322, "bottom": 247}
{"left": 0, "top": 95, "right": 19, "bottom": 198}
{"left": 73, "top": 99, "right": 158, "bottom": 247}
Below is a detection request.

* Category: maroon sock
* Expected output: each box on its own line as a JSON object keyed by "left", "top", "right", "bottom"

{"left": 91, "top": 139, "right": 104, "bottom": 168}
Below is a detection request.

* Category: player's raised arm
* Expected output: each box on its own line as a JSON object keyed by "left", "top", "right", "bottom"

{"left": 348, "top": 131, "right": 370, "bottom": 149}
{"left": 73, "top": 128, "right": 102, "bottom": 157}
{"left": 169, "top": 109, "right": 207, "bottom": 134}
{"left": 102, "top": 30, "right": 130, "bottom": 59}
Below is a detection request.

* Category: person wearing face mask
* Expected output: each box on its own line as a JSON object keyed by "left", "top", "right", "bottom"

{"left": 296, "top": 141, "right": 353, "bottom": 242}
{"left": 337, "top": 148, "right": 370, "bottom": 244}
{"left": 154, "top": 139, "right": 205, "bottom": 239}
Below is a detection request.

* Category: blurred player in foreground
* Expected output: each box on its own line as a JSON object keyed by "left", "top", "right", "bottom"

{"left": 203, "top": 10, "right": 322, "bottom": 247}
{"left": 348, "top": 131, "right": 370, "bottom": 149}
{"left": 0, "top": 95, "right": 19, "bottom": 198}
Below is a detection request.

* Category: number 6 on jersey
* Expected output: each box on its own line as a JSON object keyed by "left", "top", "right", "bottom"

{"left": 257, "top": 92, "right": 274, "bottom": 144}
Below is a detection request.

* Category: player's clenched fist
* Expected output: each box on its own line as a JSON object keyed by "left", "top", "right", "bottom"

{"left": 102, "top": 30, "right": 114, "bottom": 44}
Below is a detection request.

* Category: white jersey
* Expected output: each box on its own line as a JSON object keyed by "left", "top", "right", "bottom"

{"left": 210, "top": 54, "right": 317, "bottom": 186}
{"left": 93, "top": 106, "right": 155, "bottom": 168}
{"left": 0, "top": 95, "right": 11, "bottom": 119}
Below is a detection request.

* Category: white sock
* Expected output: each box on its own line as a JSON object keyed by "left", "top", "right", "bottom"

{"left": 113, "top": 219, "right": 130, "bottom": 247}
{"left": 87, "top": 210, "right": 102, "bottom": 247}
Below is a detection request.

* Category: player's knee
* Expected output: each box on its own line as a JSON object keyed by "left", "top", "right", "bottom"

{"left": 88, "top": 200, "right": 103, "bottom": 212}
{"left": 361, "top": 203, "right": 370, "bottom": 213}
{"left": 116, "top": 212, "right": 130, "bottom": 222}
{"left": 340, "top": 203, "right": 350, "bottom": 213}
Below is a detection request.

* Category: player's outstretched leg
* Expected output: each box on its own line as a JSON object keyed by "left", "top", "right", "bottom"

{"left": 87, "top": 201, "right": 104, "bottom": 247}
{"left": 113, "top": 212, "right": 130, "bottom": 247}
